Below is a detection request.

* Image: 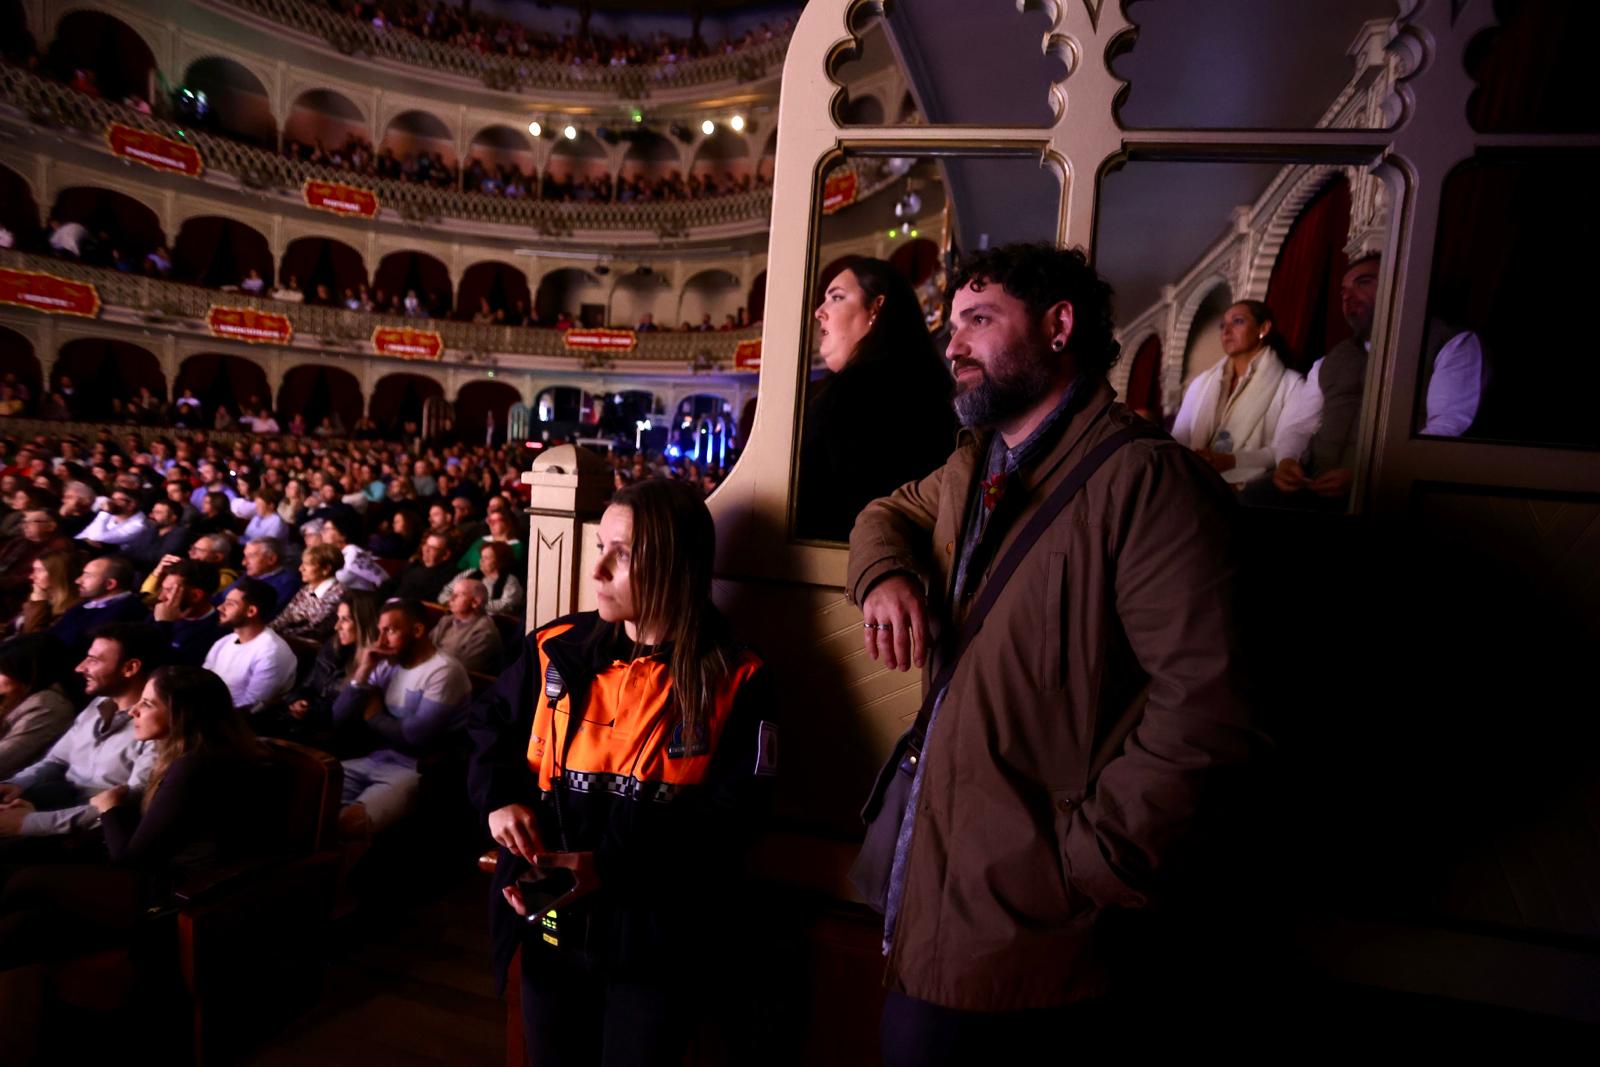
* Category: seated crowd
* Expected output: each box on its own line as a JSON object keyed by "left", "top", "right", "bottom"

{"left": 328, "top": 1, "right": 794, "bottom": 67}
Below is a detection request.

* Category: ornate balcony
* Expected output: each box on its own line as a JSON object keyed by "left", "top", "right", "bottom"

{"left": 1, "top": 249, "right": 760, "bottom": 368}
{"left": 218, "top": 0, "right": 791, "bottom": 97}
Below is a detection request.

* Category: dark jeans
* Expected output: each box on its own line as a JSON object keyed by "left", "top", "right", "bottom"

{"left": 520, "top": 948, "right": 690, "bottom": 1067}
{"left": 880, "top": 990, "right": 1106, "bottom": 1067}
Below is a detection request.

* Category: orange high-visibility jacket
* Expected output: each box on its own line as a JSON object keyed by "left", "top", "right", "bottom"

{"left": 468, "top": 610, "right": 775, "bottom": 988}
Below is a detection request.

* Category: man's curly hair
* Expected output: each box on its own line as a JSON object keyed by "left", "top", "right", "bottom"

{"left": 946, "top": 243, "right": 1121, "bottom": 378}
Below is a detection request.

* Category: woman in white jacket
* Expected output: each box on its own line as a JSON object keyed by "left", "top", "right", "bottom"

{"left": 1171, "top": 299, "right": 1318, "bottom": 485}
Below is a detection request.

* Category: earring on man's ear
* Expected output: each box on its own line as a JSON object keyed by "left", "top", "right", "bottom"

{"left": 1052, "top": 339, "right": 1066, "bottom": 352}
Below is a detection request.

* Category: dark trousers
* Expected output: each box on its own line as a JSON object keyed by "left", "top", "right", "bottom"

{"left": 520, "top": 948, "right": 689, "bottom": 1067}
{"left": 880, "top": 990, "right": 1105, "bottom": 1067}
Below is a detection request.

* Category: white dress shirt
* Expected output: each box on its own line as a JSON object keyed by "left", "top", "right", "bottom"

{"left": 1420, "top": 331, "right": 1484, "bottom": 437}
{"left": 75, "top": 509, "right": 152, "bottom": 548}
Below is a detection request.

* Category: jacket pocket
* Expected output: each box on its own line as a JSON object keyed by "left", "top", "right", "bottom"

{"left": 1049, "top": 787, "right": 1091, "bottom": 916}
{"left": 1043, "top": 551, "right": 1067, "bottom": 691}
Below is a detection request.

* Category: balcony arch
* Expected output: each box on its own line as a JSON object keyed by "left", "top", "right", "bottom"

{"left": 619, "top": 131, "right": 682, "bottom": 195}
{"left": 280, "top": 236, "right": 368, "bottom": 304}
{"left": 1178, "top": 280, "right": 1234, "bottom": 386}
{"left": 374, "top": 250, "right": 451, "bottom": 315}
{"left": 690, "top": 129, "right": 753, "bottom": 195}
{"left": 455, "top": 380, "right": 523, "bottom": 445}
{"left": 284, "top": 88, "right": 369, "bottom": 156}
{"left": 0, "top": 163, "right": 40, "bottom": 250}
{"left": 678, "top": 268, "right": 742, "bottom": 330}
{"left": 609, "top": 268, "right": 672, "bottom": 329}
{"left": 466, "top": 124, "right": 535, "bottom": 190}
{"left": 46, "top": 10, "right": 156, "bottom": 103}
{"left": 383, "top": 109, "right": 457, "bottom": 169}
{"left": 544, "top": 131, "right": 610, "bottom": 199}
{"left": 52, "top": 338, "right": 164, "bottom": 418}
{"left": 371, "top": 372, "right": 444, "bottom": 432}
{"left": 175, "top": 353, "right": 271, "bottom": 419}
{"left": 757, "top": 129, "right": 778, "bottom": 183}
{"left": 456, "top": 261, "right": 531, "bottom": 322}
{"left": 278, "top": 364, "right": 362, "bottom": 432}
{"left": 181, "top": 56, "right": 276, "bottom": 149}
{"left": 50, "top": 186, "right": 164, "bottom": 261}
{"left": 842, "top": 94, "right": 886, "bottom": 126}
{"left": 535, "top": 268, "right": 604, "bottom": 326}
{"left": 172, "top": 216, "right": 274, "bottom": 289}
{"left": 0, "top": 325, "right": 40, "bottom": 404}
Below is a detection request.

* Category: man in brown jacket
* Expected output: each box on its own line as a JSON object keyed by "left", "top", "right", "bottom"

{"left": 849, "top": 243, "right": 1256, "bottom": 1063}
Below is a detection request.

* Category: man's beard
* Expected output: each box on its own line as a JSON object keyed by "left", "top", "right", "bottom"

{"left": 951, "top": 340, "right": 1057, "bottom": 430}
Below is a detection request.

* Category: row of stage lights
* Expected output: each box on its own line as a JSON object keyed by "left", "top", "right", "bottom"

{"left": 526, "top": 113, "right": 749, "bottom": 143}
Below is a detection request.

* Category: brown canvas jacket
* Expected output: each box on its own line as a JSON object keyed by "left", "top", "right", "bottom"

{"left": 847, "top": 379, "right": 1256, "bottom": 1011}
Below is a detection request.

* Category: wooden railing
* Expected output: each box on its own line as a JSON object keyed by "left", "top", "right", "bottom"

{"left": 0, "top": 249, "right": 760, "bottom": 365}
{"left": 220, "top": 0, "right": 791, "bottom": 96}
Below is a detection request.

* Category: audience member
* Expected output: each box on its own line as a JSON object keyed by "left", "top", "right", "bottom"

{"left": 213, "top": 537, "right": 299, "bottom": 621}
{"left": 151, "top": 559, "right": 224, "bottom": 667}
{"left": 430, "top": 578, "right": 503, "bottom": 673}
{"left": 331, "top": 599, "right": 469, "bottom": 839}
{"left": 201, "top": 578, "right": 296, "bottom": 713}
{"left": 0, "top": 637, "right": 76, "bottom": 780}
{"left": 441, "top": 540, "right": 523, "bottom": 618}
{"left": 50, "top": 555, "right": 145, "bottom": 660}
{"left": 271, "top": 543, "right": 345, "bottom": 642}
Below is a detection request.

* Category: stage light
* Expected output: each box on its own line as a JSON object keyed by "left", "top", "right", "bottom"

{"left": 563, "top": 125, "right": 578, "bottom": 140}
{"left": 701, "top": 119, "right": 715, "bottom": 136}
{"left": 527, "top": 120, "right": 542, "bottom": 137}
{"left": 730, "top": 114, "right": 746, "bottom": 132}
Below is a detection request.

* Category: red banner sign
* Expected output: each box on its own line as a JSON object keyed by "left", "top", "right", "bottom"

{"left": 563, "top": 328, "right": 637, "bottom": 352}
{"left": 733, "top": 338, "right": 762, "bottom": 371}
{"left": 372, "top": 325, "right": 443, "bottom": 360}
{"left": 303, "top": 180, "right": 380, "bottom": 219}
{"left": 0, "top": 268, "right": 100, "bottom": 318}
{"left": 206, "top": 305, "right": 293, "bottom": 345}
{"left": 106, "top": 123, "right": 203, "bottom": 178}
{"left": 822, "top": 169, "right": 858, "bottom": 214}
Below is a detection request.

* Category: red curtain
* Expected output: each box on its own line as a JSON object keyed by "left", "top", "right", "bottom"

{"left": 1468, "top": 0, "right": 1596, "bottom": 133}
{"left": 1264, "top": 176, "right": 1352, "bottom": 373}
{"left": 1124, "top": 335, "right": 1163, "bottom": 420}
{"left": 890, "top": 239, "right": 941, "bottom": 286}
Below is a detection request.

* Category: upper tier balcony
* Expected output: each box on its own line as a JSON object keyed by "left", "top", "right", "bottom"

{"left": 214, "top": 0, "right": 793, "bottom": 100}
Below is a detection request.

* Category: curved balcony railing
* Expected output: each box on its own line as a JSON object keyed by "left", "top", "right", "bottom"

{"left": 0, "top": 65, "right": 780, "bottom": 235}
{"left": 1, "top": 250, "right": 761, "bottom": 366}
{"left": 220, "top": 0, "right": 791, "bottom": 96}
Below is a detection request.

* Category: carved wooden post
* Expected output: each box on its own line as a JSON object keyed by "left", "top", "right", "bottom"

{"left": 520, "top": 444, "right": 610, "bottom": 632}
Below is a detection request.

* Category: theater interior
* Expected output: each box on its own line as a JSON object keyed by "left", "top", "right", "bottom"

{"left": 0, "top": 0, "right": 1594, "bottom": 1062}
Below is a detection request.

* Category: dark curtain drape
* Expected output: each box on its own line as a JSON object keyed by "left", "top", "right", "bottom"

{"left": 455, "top": 381, "right": 521, "bottom": 444}
{"left": 375, "top": 252, "right": 450, "bottom": 311}
{"left": 280, "top": 239, "right": 367, "bottom": 301}
{"left": 0, "top": 326, "right": 40, "bottom": 404}
{"left": 54, "top": 340, "right": 165, "bottom": 416}
{"left": 1264, "top": 176, "right": 1352, "bottom": 373}
{"left": 277, "top": 364, "right": 361, "bottom": 430}
{"left": 1124, "top": 335, "right": 1163, "bottom": 420}
{"left": 0, "top": 165, "right": 40, "bottom": 250}
{"left": 173, "top": 218, "right": 274, "bottom": 289}
{"left": 1426, "top": 157, "right": 1598, "bottom": 447}
{"left": 370, "top": 374, "right": 442, "bottom": 431}
{"left": 1468, "top": 0, "right": 1595, "bottom": 133}
{"left": 175, "top": 354, "right": 270, "bottom": 417}
{"left": 53, "top": 187, "right": 165, "bottom": 261}
{"left": 456, "top": 262, "right": 530, "bottom": 320}
{"left": 747, "top": 271, "right": 766, "bottom": 324}
{"left": 48, "top": 12, "right": 154, "bottom": 101}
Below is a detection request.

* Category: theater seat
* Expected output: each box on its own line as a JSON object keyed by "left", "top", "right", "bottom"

{"left": 43, "top": 739, "right": 344, "bottom": 1065}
